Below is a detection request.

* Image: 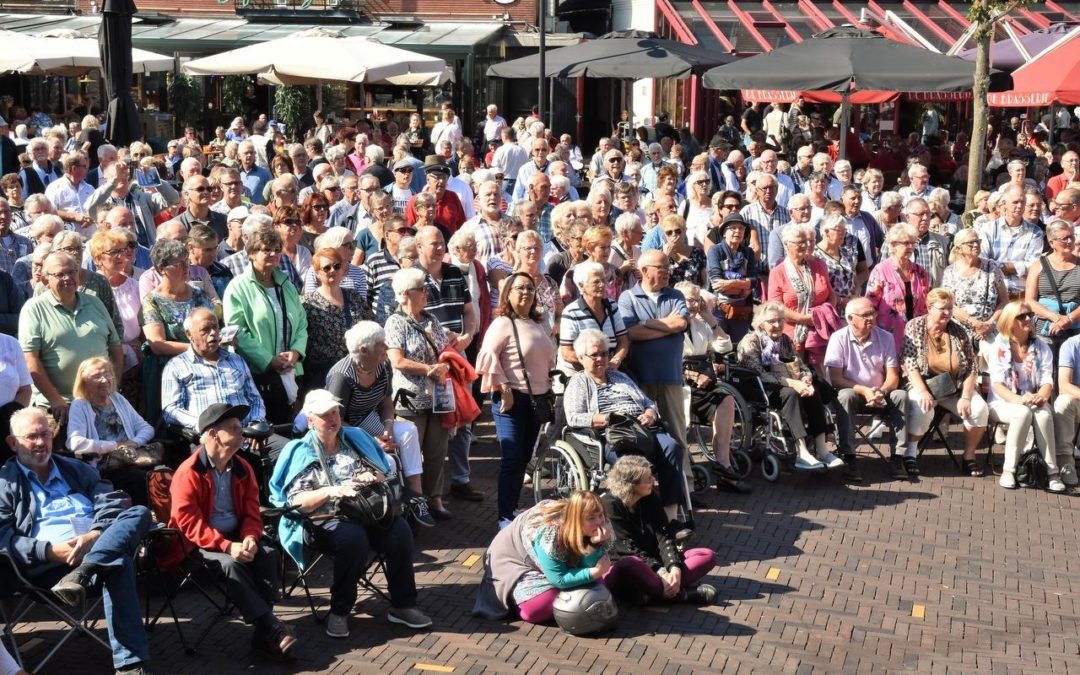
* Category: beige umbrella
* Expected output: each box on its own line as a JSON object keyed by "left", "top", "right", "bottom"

{"left": 0, "top": 28, "right": 172, "bottom": 76}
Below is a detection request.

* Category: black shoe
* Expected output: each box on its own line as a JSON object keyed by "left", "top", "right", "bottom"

{"left": 430, "top": 505, "right": 454, "bottom": 521}
{"left": 668, "top": 520, "right": 693, "bottom": 544}
{"left": 716, "top": 471, "right": 752, "bottom": 494}
{"left": 252, "top": 618, "right": 297, "bottom": 660}
{"left": 449, "top": 483, "right": 485, "bottom": 502}
{"left": 841, "top": 456, "right": 863, "bottom": 483}
{"left": 890, "top": 455, "right": 908, "bottom": 480}
{"left": 686, "top": 584, "right": 717, "bottom": 606}
{"left": 116, "top": 662, "right": 153, "bottom": 675}
{"left": 51, "top": 564, "right": 97, "bottom": 607}
{"left": 408, "top": 499, "right": 436, "bottom": 528}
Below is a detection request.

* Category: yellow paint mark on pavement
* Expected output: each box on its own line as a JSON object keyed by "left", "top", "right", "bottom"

{"left": 462, "top": 554, "right": 480, "bottom": 567}
{"left": 766, "top": 568, "right": 781, "bottom": 581}
{"left": 415, "top": 664, "right": 455, "bottom": 673}
{"left": 912, "top": 604, "right": 925, "bottom": 618}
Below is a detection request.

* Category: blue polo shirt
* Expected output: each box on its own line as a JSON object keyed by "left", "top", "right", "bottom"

{"left": 618, "top": 285, "right": 688, "bottom": 385}
{"left": 240, "top": 166, "right": 273, "bottom": 206}
{"left": 1059, "top": 334, "right": 1080, "bottom": 387}
{"left": 17, "top": 460, "right": 94, "bottom": 545}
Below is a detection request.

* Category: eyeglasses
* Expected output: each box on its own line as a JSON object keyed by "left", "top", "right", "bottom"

{"left": 959, "top": 241, "right": 980, "bottom": 248}
{"left": 694, "top": 180, "right": 710, "bottom": 186}
{"left": 276, "top": 188, "right": 298, "bottom": 195}
{"left": 1053, "top": 235, "right": 1075, "bottom": 243}
{"left": 313, "top": 205, "right": 329, "bottom": 211}
{"left": 663, "top": 229, "right": 683, "bottom": 236}
{"left": 46, "top": 269, "right": 77, "bottom": 280}
{"left": 583, "top": 351, "right": 608, "bottom": 360}
{"left": 1016, "top": 312, "right": 1034, "bottom": 321}
{"left": 58, "top": 245, "right": 83, "bottom": 256}
{"left": 320, "top": 262, "right": 342, "bottom": 273}
{"left": 257, "top": 247, "right": 282, "bottom": 255}
{"left": 396, "top": 227, "right": 417, "bottom": 235}
{"left": 395, "top": 167, "right": 414, "bottom": 173}
{"left": 892, "top": 240, "right": 917, "bottom": 247}
{"left": 324, "top": 187, "right": 342, "bottom": 193}
{"left": 852, "top": 312, "right": 877, "bottom": 319}
{"left": 280, "top": 219, "right": 301, "bottom": 227}
{"left": 103, "top": 248, "right": 126, "bottom": 258}
{"left": 16, "top": 433, "right": 52, "bottom": 444}
{"left": 189, "top": 185, "right": 210, "bottom": 193}
{"left": 788, "top": 205, "right": 810, "bottom": 212}
{"left": 221, "top": 180, "right": 241, "bottom": 188}
{"left": 608, "top": 158, "right": 623, "bottom": 163}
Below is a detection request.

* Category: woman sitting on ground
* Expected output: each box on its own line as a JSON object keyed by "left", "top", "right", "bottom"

{"left": 602, "top": 455, "right": 717, "bottom": 605}
{"left": 472, "top": 490, "right": 613, "bottom": 624}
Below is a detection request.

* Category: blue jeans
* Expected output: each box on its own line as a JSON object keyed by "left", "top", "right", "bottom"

{"left": 30, "top": 506, "right": 152, "bottom": 670}
{"left": 651, "top": 432, "right": 686, "bottom": 508}
{"left": 491, "top": 391, "right": 543, "bottom": 521}
{"left": 447, "top": 423, "right": 473, "bottom": 488}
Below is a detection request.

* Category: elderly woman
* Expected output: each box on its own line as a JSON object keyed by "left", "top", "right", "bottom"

{"left": 706, "top": 214, "right": 758, "bottom": 343}
{"left": 563, "top": 329, "right": 685, "bottom": 520}
{"left": 865, "top": 223, "right": 930, "bottom": 355}
{"left": 558, "top": 262, "right": 631, "bottom": 372}
{"left": 876, "top": 191, "right": 903, "bottom": 236}
{"left": 927, "top": 187, "right": 960, "bottom": 235}
{"left": 270, "top": 389, "right": 431, "bottom": 639}
{"left": 942, "top": 227, "right": 1008, "bottom": 355}
{"left": 89, "top": 229, "right": 142, "bottom": 374}
{"left": 814, "top": 212, "right": 858, "bottom": 313}
{"left": 2, "top": 173, "right": 29, "bottom": 231}
{"left": 676, "top": 281, "right": 748, "bottom": 493}
{"left": 602, "top": 456, "right": 718, "bottom": 605}
{"left": 805, "top": 171, "right": 830, "bottom": 221}
{"left": 860, "top": 168, "right": 885, "bottom": 211}
{"left": 987, "top": 301, "right": 1063, "bottom": 492}
{"left": 660, "top": 214, "right": 707, "bottom": 287}
{"left": 273, "top": 205, "right": 312, "bottom": 280}
{"left": 224, "top": 229, "right": 308, "bottom": 424}
{"left": 301, "top": 247, "right": 373, "bottom": 389}
{"left": 737, "top": 302, "right": 836, "bottom": 471}
{"left": 67, "top": 356, "right": 156, "bottom": 505}
{"left": 610, "top": 212, "right": 643, "bottom": 291}
{"left": 560, "top": 225, "right": 621, "bottom": 304}
{"left": 411, "top": 192, "right": 440, "bottom": 236}
{"left": 902, "top": 288, "right": 989, "bottom": 479}
{"left": 356, "top": 192, "right": 395, "bottom": 260}
{"left": 476, "top": 272, "right": 556, "bottom": 527}
{"left": 588, "top": 189, "right": 613, "bottom": 227}
{"left": 1025, "top": 219, "right": 1080, "bottom": 359}
{"left": 302, "top": 226, "right": 367, "bottom": 297}
{"left": 767, "top": 223, "right": 834, "bottom": 366}
{"left": 472, "top": 491, "right": 613, "bottom": 623}
{"left": 513, "top": 229, "right": 562, "bottom": 337}
{"left": 384, "top": 267, "right": 453, "bottom": 520}
{"left": 299, "top": 193, "right": 331, "bottom": 252}
{"left": 326, "top": 322, "right": 431, "bottom": 527}
{"left": 262, "top": 155, "right": 294, "bottom": 204}
{"left": 681, "top": 171, "right": 713, "bottom": 246}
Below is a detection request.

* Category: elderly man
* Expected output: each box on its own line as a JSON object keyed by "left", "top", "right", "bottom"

{"left": 462, "top": 180, "right": 504, "bottom": 265}
{"left": 406, "top": 160, "right": 465, "bottom": 237}
{"left": 288, "top": 143, "right": 312, "bottom": 187}
{"left": 297, "top": 163, "right": 334, "bottom": 204}
{"left": 137, "top": 220, "right": 220, "bottom": 303}
{"left": 976, "top": 185, "right": 1044, "bottom": 297}
{"left": 720, "top": 150, "right": 744, "bottom": 193}
{"left": 482, "top": 104, "right": 507, "bottom": 151}
{"left": 619, "top": 249, "right": 690, "bottom": 450}
{"left": 789, "top": 144, "right": 815, "bottom": 192}
{"left": 238, "top": 141, "right": 272, "bottom": 205}
{"left": 330, "top": 173, "right": 378, "bottom": 234}
{"left": 268, "top": 175, "right": 300, "bottom": 213}
{"left": 754, "top": 149, "right": 794, "bottom": 206}
{"left": 211, "top": 167, "right": 248, "bottom": 215}
{"left": 824, "top": 297, "right": 908, "bottom": 483}
{"left": 19, "top": 137, "right": 63, "bottom": 198}
{"left": 522, "top": 172, "right": 554, "bottom": 243}
{"left": 739, "top": 173, "right": 789, "bottom": 261}
{"left": 511, "top": 138, "right": 552, "bottom": 205}
{"left": 884, "top": 197, "right": 949, "bottom": 288}
{"left": 491, "top": 127, "right": 528, "bottom": 194}
{"left": 413, "top": 225, "right": 481, "bottom": 502}
{"left": 839, "top": 184, "right": 883, "bottom": 268}
{"left": 639, "top": 143, "right": 669, "bottom": 194}
{"left": 85, "top": 160, "right": 178, "bottom": 249}
{"left": 44, "top": 151, "right": 95, "bottom": 233}
{"left": 899, "top": 164, "right": 934, "bottom": 204}
{"left": 0, "top": 198, "right": 33, "bottom": 276}
{"left": 168, "top": 402, "right": 296, "bottom": 659}
{"left": 0, "top": 407, "right": 154, "bottom": 674}
{"left": 20, "top": 251, "right": 122, "bottom": 418}
{"left": 388, "top": 158, "right": 418, "bottom": 214}
{"left": 1047, "top": 151, "right": 1078, "bottom": 200}
{"left": 1054, "top": 188, "right": 1080, "bottom": 227}
{"left": 177, "top": 157, "right": 203, "bottom": 185}
{"left": 801, "top": 153, "right": 843, "bottom": 201}
{"left": 995, "top": 159, "right": 1028, "bottom": 195}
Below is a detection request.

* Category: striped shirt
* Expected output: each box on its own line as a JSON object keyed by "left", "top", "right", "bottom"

{"left": 740, "top": 202, "right": 790, "bottom": 262}
{"left": 423, "top": 263, "right": 471, "bottom": 334}
{"left": 976, "top": 217, "right": 1045, "bottom": 294}
{"left": 301, "top": 263, "right": 368, "bottom": 298}
{"left": 325, "top": 357, "right": 392, "bottom": 436}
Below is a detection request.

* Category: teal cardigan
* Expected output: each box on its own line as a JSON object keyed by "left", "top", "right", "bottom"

{"left": 269, "top": 427, "right": 392, "bottom": 569}
{"left": 223, "top": 265, "right": 307, "bottom": 376}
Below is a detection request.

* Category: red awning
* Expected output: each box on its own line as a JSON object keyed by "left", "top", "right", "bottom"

{"left": 988, "top": 28, "right": 1080, "bottom": 107}
{"left": 740, "top": 89, "right": 972, "bottom": 104}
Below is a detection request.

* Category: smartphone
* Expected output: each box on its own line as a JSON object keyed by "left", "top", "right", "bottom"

{"left": 219, "top": 325, "right": 239, "bottom": 343}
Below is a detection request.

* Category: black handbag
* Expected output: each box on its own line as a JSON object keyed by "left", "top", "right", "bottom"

{"left": 924, "top": 333, "right": 958, "bottom": 400}
{"left": 509, "top": 317, "right": 555, "bottom": 424}
{"left": 604, "top": 413, "right": 656, "bottom": 460}
{"left": 316, "top": 437, "right": 400, "bottom": 530}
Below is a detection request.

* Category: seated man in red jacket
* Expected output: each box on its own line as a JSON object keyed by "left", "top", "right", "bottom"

{"left": 169, "top": 403, "right": 297, "bottom": 659}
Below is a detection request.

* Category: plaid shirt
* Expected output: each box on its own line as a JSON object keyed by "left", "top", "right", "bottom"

{"left": 462, "top": 215, "right": 503, "bottom": 266}
{"left": 160, "top": 347, "right": 266, "bottom": 431}
{"left": 739, "top": 202, "right": 790, "bottom": 263}
{"left": 0, "top": 231, "right": 34, "bottom": 275}
{"left": 537, "top": 201, "right": 554, "bottom": 244}
{"left": 976, "top": 217, "right": 1045, "bottom": 294}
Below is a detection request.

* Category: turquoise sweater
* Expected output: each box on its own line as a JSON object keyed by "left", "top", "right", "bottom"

{"left": 223, "top": 266, "right": 307, "bottom": 376}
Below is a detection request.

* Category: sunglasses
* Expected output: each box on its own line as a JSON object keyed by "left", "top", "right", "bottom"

{"left": 1016, "top": 312, "right": 1034, "bottom": 321}
{"left": 395, "top": 167, "right": 414, "bottom": 173}
{"left": 280, "top": 219, "right": 301, "bottom": 227}
{"left": 189, "top": 185, "right": 210, "bottom": 193}
{"left": 320, "top": 262, "right": 343, "bottom": 273}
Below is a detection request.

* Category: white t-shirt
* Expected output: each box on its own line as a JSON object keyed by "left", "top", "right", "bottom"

{"left": 0, "top": 334, "right": 31, "bottom": 406}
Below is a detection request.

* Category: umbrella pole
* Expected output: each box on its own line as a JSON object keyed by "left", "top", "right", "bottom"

{"left": 317, "top": 81, "right": 323, "bottom": 111}
{"left": 838, "top": 90, "right": 850, "bottom": 161}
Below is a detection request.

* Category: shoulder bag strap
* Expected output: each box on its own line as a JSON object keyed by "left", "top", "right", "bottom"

{"left": 1042, "top": 254, "right": 1068, "bottom": 311}
{"left": 273, "top": 282, "right": 292, "bottom": 349}
{"left": 508, "top": 317, "right": 536, "bottom": 398}
{"left": 400, "top": 310, "right": 441, "bottom": 360}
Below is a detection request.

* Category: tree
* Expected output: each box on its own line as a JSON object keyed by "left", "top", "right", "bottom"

{"left": 220, "top": 75, "right": 251, "bottom": 119}
{"left": 166, "top": 72, "right": 203, "bottom": 137}
{"left": 964, "top": 0, "right": 1033, "bottom": 212}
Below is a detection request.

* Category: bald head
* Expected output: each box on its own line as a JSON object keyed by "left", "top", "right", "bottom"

{"left": 156, "top": 220, "right": 188, "bottom": 241}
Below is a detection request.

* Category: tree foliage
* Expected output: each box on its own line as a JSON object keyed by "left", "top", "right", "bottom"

{"left": 220, "top": 75, "right": 251, "bottom": 119}
{"left": 166, "top": 72, "right": 203, "bottom": 133}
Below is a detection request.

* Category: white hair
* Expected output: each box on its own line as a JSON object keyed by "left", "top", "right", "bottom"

{"left": 573, "top": 328, "right": 608, "bottom": 360}
{"left": 447, "top": 226, "right": 476, "bottom": 252}
{"left": 97, "top": 144, "right": 117, "bottom": 161}
{"left": 614, "top": 211, "right": 642, "bottom": 236}
{"left": 325, "top": 145, "right": 345, "bottom": 163}
{"left": 344, "top": 321, "right": 385, "bottom": 356}
{"left": 241, "top": 213, "right": 274, "bottom": 240}
{"left": 365, "top": 144, "right": 385, "bottom": 164}
{"left": 549, "top": 175, "right": 570, "bottom": 192}
{"left": 391, "top": 267, "right": 427, "bottom": 305}
{"left": 879, "top": 191, "right": 903, "bottom": 210}
{"left": 314, "top": 226, "right": 353, "bottom": 250}
{"left": 572, "top": 261, "right": 605, "bottom": 289}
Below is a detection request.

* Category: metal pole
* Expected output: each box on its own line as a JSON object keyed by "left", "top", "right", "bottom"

{"left": 838, "top": 89, "right": 850, "bottom": 160}
{"left": 538, "top": 0, "right": 545, "bottom": 125}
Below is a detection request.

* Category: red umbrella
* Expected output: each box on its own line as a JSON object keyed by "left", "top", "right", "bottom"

{"left": 988, "top": 28, "right": 1080, "bottom": 107}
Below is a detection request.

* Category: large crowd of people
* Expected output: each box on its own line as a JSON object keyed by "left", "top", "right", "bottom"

{"left": 0, "top": 96, "right": 1079, "bottom": 674}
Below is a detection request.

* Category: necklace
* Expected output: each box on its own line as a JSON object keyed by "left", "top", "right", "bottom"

{"left": 356, "top": 360, "right": 377, "bottom": 374}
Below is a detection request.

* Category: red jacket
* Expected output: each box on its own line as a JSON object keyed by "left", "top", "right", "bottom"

{"left": 438, "top": 348, "right": 480, "bottom": 430}
{"left": 165, "top": 447, "right": 264, "bottom": 566}
{"left": 405, "top": 190, "right": 467, "bottom": 236}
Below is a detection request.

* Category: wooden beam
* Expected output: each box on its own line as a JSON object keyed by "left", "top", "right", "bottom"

{"left": 690, "top": 0, "right": 736, "bottom": 52}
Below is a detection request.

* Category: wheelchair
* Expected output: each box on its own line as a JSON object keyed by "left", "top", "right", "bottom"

{"left": 531, "top": 419, "right": 697, "bottom": 527}
{"left": 683, "top": 353, "right": 755, "bottom": 489}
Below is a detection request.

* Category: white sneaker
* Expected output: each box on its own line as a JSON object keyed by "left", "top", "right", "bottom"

{"left": 498, "top": 517, "right": 513, "bottom": 530}
{"left": 1059, "top": 465, "right": 1078, "bottom": 487}
{"left": 1048, "top": 477, "right": 1067, "bottom": 493}
{"left": 999, "top": 471, "right": 1018, "bottom": 489}
{"left": 818, "top": 452, "right": 846, "bottom": 469}
{"left": 794, "top": 450, "right": 825, "bottom": 471}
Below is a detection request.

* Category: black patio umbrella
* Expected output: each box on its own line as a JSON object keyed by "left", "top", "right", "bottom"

{"left": 702, "top": 26, "right": 1012, "bottom": 157}
{"left": 99, "top": 0, "right": 143, "bottom": 147}
{"left": 486, "top": 30, "right": 736, "bottom": 80}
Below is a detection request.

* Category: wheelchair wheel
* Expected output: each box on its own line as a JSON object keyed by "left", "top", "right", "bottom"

{"left": 731, "top": 449, "right": 753, "bottom": 479}
{"left": 761, "top": 453, "right": 781, "bottom": 482}
{"left": 690, "top": 463, "right": 712, "bottom": 494}
{"left": 718, "top": 382, "right": 754, "bottom": 457}
{"left": 533, "top": 442, "right": 589, "bottom": 503}
{"left": 687, "top": 423, "right": 714, "bottom": 463}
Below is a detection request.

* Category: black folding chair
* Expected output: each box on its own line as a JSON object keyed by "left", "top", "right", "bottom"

{"left": 0, "top": 549, "right": 110, "bottom": 672}
{"left": 917, "top": 406, "right": 963, "bottom": 470}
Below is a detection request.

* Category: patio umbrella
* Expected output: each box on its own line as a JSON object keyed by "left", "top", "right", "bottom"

{"left": 0, "top": 28, "right": 172, "bottom": 76}
{"left": 486, "top": 30, "right": 735, "bottom": 80}
{"left": 182, "top": 27, "right": 452, "bottom": 88}
{"left": 702, "top": 26, "right": 1011, "bottom": 157}
{"left": 99, "top": 0, "right": 143, "bottom": 147}
{"left": 958, "top": 23, "right": 1075, "bottom": 71}
{"left": 987, "top": 27, "right": 1080, "bottom": 107}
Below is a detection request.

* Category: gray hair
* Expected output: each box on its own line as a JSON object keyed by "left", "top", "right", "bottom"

{"left": 1046, "top": 218, "right": 1074, "bottom": 240}
{"left": 242, "top": 214, "right": 274, "bottom": 241}
{"left": 572, "top": 261, "right": 605, "bottom": 290}
{"left": 314, "top": 226, "right": 353, "bottom": 250}
{"left": 24, "top": 193, "right": 54, "bottom": 214}
{"left": 344, "top": 321, "right": 385, "bottom": 356}
{"left": 572, "top": 328, "right": 608, "bottom": 360}
{"left": 365, "top": 145, "right": 385, "bottom": 164}
{"left": 413, "top": 192, "right": 436, "bottom": 210}
{"left": 29, "top": 214, "right": 65, "bottom": 241}
{"left": 549, "top": 174, "right": 570, "bottom": 193}
{"left": 606, "top": 455, "right": 654, "bottom": 503}
{"left": 325, "top": 145, "right": 345, "bottom": 163}
{"left": 819, "top": 211, "right": 846, "bottom": 233}
{"left": 9, "top": 407, "right": 50, "bottom": 438}
{"left": 51, "top": 230, "right": 85, "bottom": 252}
{"left": 447, "top": 226, "right": 476, "bottom": 252}
{"left": 753, "top": 301, "right": 787, "bottom": 330}
{"left": 879, "top": 191, "right": 903, "bottom": 210}
{"left": 97, "top": 143, "right": 117, "bottom": 161}
{"left": 391, "top": 267, "right": 427, "bottom": 305}
{"left": 844, "top": 296, "right": 874, "bottom": 320}
{"left": 182, "top": 306, "right": 217, "bottom": 333}
{"left": 150, "top": 238, "right": 188, "bottom": 271}
{"left": 904, "top": 198, "right": 929, "bottom": 216}
{"left": 1006, "top": 159, "right": 1027, "bottom": 173}
{"left": 614, "top": 211, "right": 642, "bottom": 236}
{"left": 885, "top": 222, "right": 918, "bottom": 245}
{"left": 907, "top": 164, "right": 929, "bottom": 178}
{"left": 782, "top": 222, "right": 815, "bottom": 244}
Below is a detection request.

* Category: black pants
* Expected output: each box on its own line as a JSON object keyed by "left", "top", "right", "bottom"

{"left": 194, "top": 540, "right": 281, "bottom": 624}
{"left": 770, "top": 386, "right": 829, "bottom": 440}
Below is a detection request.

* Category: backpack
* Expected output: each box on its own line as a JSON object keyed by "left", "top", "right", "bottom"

{"left": 1015, "top": 448, "right": 1049, "bottom": 489}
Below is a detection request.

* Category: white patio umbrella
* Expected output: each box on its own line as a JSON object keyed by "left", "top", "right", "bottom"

{"left": 182, "top": 27, "right": 453, "bottom": 101}
{"left": 0, "top": 28, "right": 173, "bottom": 76}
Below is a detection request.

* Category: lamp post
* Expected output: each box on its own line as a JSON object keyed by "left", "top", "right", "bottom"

{"left": 537, "top": 0, "right": 545, "bottom": 126}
